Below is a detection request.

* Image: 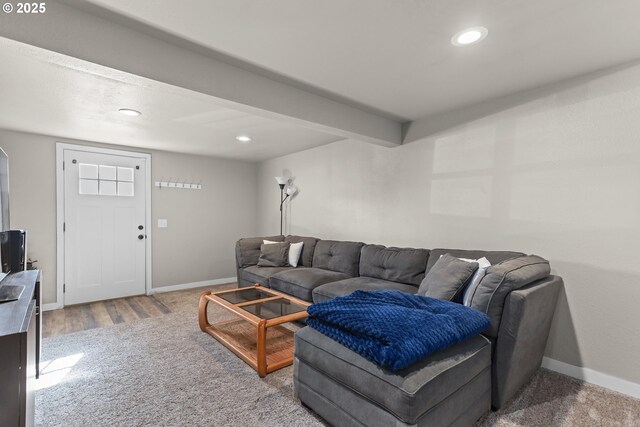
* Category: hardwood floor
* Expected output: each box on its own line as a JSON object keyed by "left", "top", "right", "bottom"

{"left": 43, "top": 285, "right": 235, "bottom": 338}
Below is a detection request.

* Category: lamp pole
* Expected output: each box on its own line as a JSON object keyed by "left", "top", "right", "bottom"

{"left": 275, "top": 176, "right": 295, "bottom": 236}
{"left": 279, "top": 184, "right": 292, "bottom": 235}
{"left": 279, "top": 184, "right": 285, "bottom": 235}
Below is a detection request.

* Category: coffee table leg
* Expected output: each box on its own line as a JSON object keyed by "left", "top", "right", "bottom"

{"left": 198, "top": 291, "right": 212, "bottom": 332}
{"left": 257, "top": 320, "right": 267, "bottom": 377}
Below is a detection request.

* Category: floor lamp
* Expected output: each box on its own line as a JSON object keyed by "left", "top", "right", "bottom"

{"left": 275, "top": 176, "right": 297, "bottom": 235}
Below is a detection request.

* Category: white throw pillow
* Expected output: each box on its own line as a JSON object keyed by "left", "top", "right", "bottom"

{"left": 263, "top": 240, "right": 304, "bottom": 267}
{"left": 287, "top": 242, "right": 304, "bottom": 267}
{"left": 459, "top": 256, "right": 491, "bottom": 306}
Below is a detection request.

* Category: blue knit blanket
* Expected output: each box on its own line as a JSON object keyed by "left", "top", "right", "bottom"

{"left": 307, "top": 290, "right": 490, "bottom": 371}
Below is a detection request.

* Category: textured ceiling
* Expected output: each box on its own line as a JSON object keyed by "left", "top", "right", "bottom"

{"left": 0, "top": 43, "right": 342, "bottom": 161}
{"left": 82, "top": 0, "right": 640, "bottom": 120}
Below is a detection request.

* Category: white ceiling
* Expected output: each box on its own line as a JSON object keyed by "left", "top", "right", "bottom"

{"left": 0, "top": 42, "right": 342, "bottom": 161}
{"left": 82, "top": 0, "right": 640, "bottom": 120}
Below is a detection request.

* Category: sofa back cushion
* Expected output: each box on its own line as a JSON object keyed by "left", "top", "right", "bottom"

{"left": 285, "top": 235, "right": 319, "bottom": 267}
{"left": 469, "top": 255, "right": 551, "bottom": 337}
{"left": 235, "top": 235, "right": 284, "bottom": 267}
{"left": 312, "top": 240, "right": 364, "bottom": 277}
{"left": 426, "top": 249, "right": 524, "bottom": 273}
{"left": 359, "top": 245, "right": 429, "bottom": 286}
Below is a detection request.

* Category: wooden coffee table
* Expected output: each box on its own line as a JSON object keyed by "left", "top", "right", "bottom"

{"left": 198, "top": 285, "right": 310, "bottom": 377}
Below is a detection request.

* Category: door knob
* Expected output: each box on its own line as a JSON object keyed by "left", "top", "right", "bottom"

{"left": 138, "top": 225, "right": 144, "bottom": 230}
{"left": 138, "top": 234, "right": 144, "bottom": 240}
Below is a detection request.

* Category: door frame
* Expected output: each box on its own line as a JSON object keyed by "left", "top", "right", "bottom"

{"left": 55, "top": 143, "right": 152, "bottom": 308}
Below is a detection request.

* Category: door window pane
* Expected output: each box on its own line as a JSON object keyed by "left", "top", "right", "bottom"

{"left": 118, "top": 182, "right": 134, "bottom": 197}
{"left": 79, "top": 163, "right": 98, "bottom": 179}
{"left": 99, "top": 165, "right": 117, "bottom": 181}
{"left": 79, "top": 179, "right": 99, "bottom": 195}
{"left": 117, "top": 167, "right": 134, "bottom": 182}
{"left": 99, "top": 180, "right": 117, "bottom": 196}
{"left": 79, "top": 164, "right": 135, "bottom": 197}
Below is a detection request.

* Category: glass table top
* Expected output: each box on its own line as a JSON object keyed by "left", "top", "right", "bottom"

{"left": 241, "top": 298, "right": 307, "bottom": 320}
{"left": 215, "top": 287, "right": 308, "bottom": 320}
{"left": 218, "top": 288, "right": 273, "bottom": 304}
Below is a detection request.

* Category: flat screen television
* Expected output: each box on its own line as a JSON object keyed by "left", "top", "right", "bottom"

{"left": 0, "top": 148, "right": 8, "bottom": 232}
{"left": 0, "top": 149, "right": 8, "bottom": 284}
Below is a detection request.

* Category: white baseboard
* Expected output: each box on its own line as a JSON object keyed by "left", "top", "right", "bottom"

{"left": 542, "top": 357, "right": 640, "bottom": 399}
{"left": 147, "top": 277, "right": 237, "bottom": 294}
{"left": 42, "top": 302, "right": 63, "bottom": 312}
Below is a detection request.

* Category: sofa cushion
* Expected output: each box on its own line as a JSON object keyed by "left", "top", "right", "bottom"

{"left": 270, "top": 268, "right": 351, "bottom": 301}
{"left": 359, "top": 245, "right": 429, "bottom": 286}
{"left": 470, "top": 255, "right": 551, "bottom": 337}
{"left": 257, "top": 242, "right": 290, "bottom": 267}
{"left": 312, "top": 277, "right": 418, "bottom": 303}
{"left": 239, "top": 265, "right": 292, "bottom": 287}
{"left": 426, "top": 248, "right": 524, "bottom": 273}
{"left": 285, "top": 235, "right": 319, "bottom": 267}
{"left": 418, "top": 254, "right": 479, "bottom": 302}
{"left": 294, "top": 326, "right": 491, "bottom": 425}
{"left": 312, "top": 240, "right": 364, "bottom": 277}
{"left": 235, "top": 235, "right": 284, "bottom": 267}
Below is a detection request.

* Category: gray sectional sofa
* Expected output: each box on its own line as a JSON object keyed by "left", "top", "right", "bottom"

{"left": 235, "top": 235, "right": 563, "bottom": 426}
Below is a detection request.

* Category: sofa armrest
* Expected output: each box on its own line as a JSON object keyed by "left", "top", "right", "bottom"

{"left": 492, "top": 275, "right": 563, "bottom": 409}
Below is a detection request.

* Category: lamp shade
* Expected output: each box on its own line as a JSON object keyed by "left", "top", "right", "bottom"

{"left": 286, "top": 185, "right": 298, "bottom": 196}
{"left": 275, "top": 176, "right": 289, "bottom": 185}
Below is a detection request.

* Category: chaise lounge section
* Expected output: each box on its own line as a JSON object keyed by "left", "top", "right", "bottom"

{"left": 235, "top": 235, "right": 563, "bottom": 424}
{"left": 295, "top": 329, "right": 492, "bottom": 426}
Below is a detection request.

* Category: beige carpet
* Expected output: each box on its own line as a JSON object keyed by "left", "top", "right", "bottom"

{"left": 36, "top": 287, "right": 640, "bottom": 427}
{"left": 478, "top": 371, "right": 640, "bottom": 426}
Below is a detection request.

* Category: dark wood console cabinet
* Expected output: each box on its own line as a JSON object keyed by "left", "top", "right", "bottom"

{"left": 0, "top": 270, "right": 41, "bottom": 427}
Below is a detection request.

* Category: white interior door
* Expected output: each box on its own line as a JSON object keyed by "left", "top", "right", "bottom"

{"left": 63, "top": 149, "right": 147, "bottom": 305}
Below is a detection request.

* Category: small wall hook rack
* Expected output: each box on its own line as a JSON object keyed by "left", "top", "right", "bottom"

{"left": 154, "top": 179, "right": 202, "bottom": 190}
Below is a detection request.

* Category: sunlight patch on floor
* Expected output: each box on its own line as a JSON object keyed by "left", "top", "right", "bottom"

{"left": 36, "top": 353, "right": 84, "bottom": 390}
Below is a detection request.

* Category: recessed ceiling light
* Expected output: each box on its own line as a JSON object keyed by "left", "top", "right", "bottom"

{"left": 118, "top": 108, "right": 141, "bottom": 116}
{"left": 451, "top": 27, "right": 488, "bottom": 46}
{"left": 236, "top": 135, "right": 252, "bottom": 143}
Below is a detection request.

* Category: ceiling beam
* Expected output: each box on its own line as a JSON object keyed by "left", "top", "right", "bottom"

{"left": 0, "top": 1, "right": 402, "bottom": 147}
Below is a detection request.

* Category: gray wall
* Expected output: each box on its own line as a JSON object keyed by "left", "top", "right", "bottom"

{"left": 258, "top": 62, "right": 640, "bottom": 384}
{"left": 0, "top": 129, "right": 257, "bottom": 304}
